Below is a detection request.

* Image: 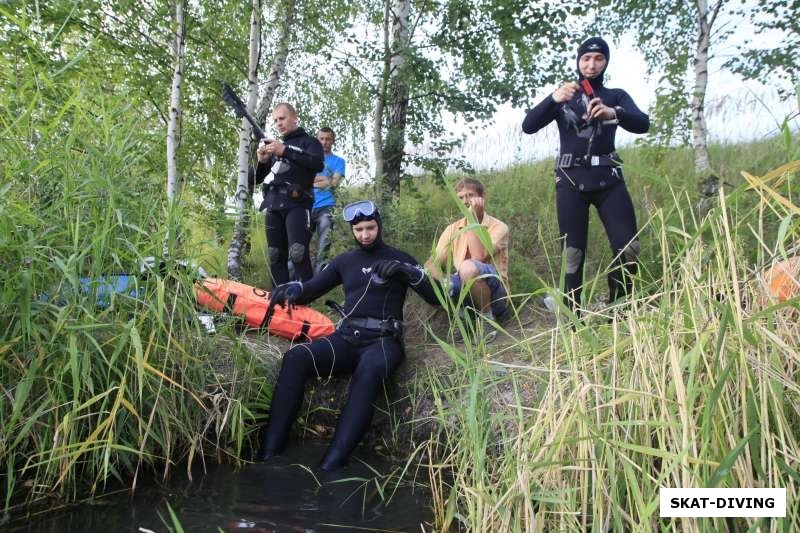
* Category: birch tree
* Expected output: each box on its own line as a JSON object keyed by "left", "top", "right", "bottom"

{"left": 227, "top": 0, "right": 261, "bottom": 279}
{"left": 166, "top": 0, "right": 186, "bottom": 201}
{"left": 254, "top": 0, "right": 295, "bottom": 128}
{"left": 605, "top": 0, "right": 734, "bottom": 176}
{"left": 165, "top": 0, "right": 186, "bottom": 255}
{"left": 379, "top": 0, "right": 411, "bottom": 198}
{"left": 690, "top": 0, "right": 721, "bottom": 174}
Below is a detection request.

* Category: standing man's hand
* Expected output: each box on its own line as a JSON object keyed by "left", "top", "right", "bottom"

{"left": 257, "top": 139, "right": 272, "bottom": 162}
{"left": 586, "top": 97, "right": 616, "bottom": 120}
{"left": 257, "top": 139, "right": 286, "bottom": 162}
{"left": 552, "top": 82, "right": 580, "bottom": 103}
{"left": 314, "top": 174, "right": 332, "bottom": 189}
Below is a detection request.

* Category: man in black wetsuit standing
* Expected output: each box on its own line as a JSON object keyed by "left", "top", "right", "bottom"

{"left": 522, "top": 37, "right": 650, "bottom": 311}
{"left": 255, "top": 103, "right": 324, "bottom": 286}
{"left": 256, "top": 200, "right": 441, "bottom": 470}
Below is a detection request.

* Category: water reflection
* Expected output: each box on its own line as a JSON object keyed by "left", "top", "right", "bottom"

{"left": 10, "top": 442, "right": 433, "bottom": 532}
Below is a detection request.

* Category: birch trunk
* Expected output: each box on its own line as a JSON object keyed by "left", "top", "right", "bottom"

{"left": 381, "top": 0, "right": 411, "bottom": 198}
{"left": 691, "top": 0, "right": 712, "bottom": 175}
{"left": 226, "top": 0, "right": 261, "bottom": 279}
{"left": 255, "top": 0, "right": 295, "bottom": 127}
{"left": 165, "top": 0, "right": 186, "bottom": 256}
{"left": 372, "top": 0, "right": 391, "bottom": 199}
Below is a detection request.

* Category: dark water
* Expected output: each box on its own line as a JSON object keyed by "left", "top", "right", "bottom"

{"left": 8, "top": 442, "right": 434, "bottom": 532}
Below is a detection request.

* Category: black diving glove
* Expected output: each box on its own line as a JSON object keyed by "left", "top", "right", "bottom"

{"left": 268, "top": 281, "right": 303, "bottom": 315}
{"left": 372, "top": 260, "right": 424, "bottom": 283}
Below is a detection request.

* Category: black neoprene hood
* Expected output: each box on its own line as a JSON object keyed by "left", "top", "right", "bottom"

{"left": 350, "top": 210, "right": 383, "bottom": 251}
{"left": 576, "top": 36, "right": 610, "bottom": 81}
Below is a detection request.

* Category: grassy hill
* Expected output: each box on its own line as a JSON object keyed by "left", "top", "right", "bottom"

{"left": 209, "top": 135, "right": 794, "bottom": 299}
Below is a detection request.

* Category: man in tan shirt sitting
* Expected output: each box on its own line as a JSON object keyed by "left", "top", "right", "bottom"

{"left": 426, "top": 178, "right": 510, "bottom": 336}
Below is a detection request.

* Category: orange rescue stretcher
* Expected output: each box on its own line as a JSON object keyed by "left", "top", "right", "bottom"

{"left": 195, "top": 278, "right": 335, "bottom": 341}
{"left": 762, "top": 256, "right": 800, "bottom": 303}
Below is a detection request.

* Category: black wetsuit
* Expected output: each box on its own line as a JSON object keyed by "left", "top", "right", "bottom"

{"left": 255, "top": 127, "right": 324, "bottom": 286}
{"left": 260, "top": 241, "right": 440, "bottom": 470}
{"left": 522, "top": 76, "right": 650, "bottom": 307}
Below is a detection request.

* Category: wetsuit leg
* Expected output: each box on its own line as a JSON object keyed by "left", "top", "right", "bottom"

{"left": 266, "top": 209, "right": 290, "bottom": 287}
{"left": 595, "top": 181, "right": 639, "bottom": 302}
{"left": 555, "top": 183, "right": 590, "bottom": 309}
{"left": 319, "top": 337, "right": 404, "bottom": 471}
{"left": 258, "top": 333, "right": 357, "bottom": 459}
{"left": 286, "top": 207, "right": 313, "bottom": 281}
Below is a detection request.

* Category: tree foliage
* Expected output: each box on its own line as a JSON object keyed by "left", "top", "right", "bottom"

{"left": 725, "top": 0, "right": 800, "bottom": 96}
{"left": 603, "top": 0, "right": 797, "bottom": 162}
{"left": 602, "top": 1, "right": 732, "bottom": 156}
{"left": 312, "top": 0, "right": 588, "bottom": 194}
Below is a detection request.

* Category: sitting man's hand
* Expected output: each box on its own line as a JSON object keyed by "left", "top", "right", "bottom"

{"left": 372, "top": 259, "right": 402, "bottom": 280}
{"left": 269, "top": 281, "right": 303, "bottom": 309}
{"left": 372, "top": 260, "right": 425, "bottom": 284}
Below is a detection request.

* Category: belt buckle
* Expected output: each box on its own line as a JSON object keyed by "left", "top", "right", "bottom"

{"left": 558, "top": 153, "right": 572, "bottom": 168}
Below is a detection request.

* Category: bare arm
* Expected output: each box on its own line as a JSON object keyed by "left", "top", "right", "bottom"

{"left": 424, "top": 257, "right": 444, "bottom": 280}
{"left": 461, "top": 198, "right": 492, "bottom": 262}
{"left": 466, "top": 216, "right": 508, "bottom": 263}
{"left": 314, "top": 171, "right": 343, "bottom": 190}
{"left": 426, "top": 228, "right": 452, "bottom": 280}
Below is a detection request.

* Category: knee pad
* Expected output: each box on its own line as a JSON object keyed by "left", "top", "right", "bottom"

{"left": 565, "top": 247, "right": 583, "bottom": 274}
{"left": 268, "top": 246, "right": 282, "bottom": 265}
{"left": 288, "top": 242, "right": 306, "bottom": 264}
{"left": 622, "top": 239, "right": 641, "bottom": 263}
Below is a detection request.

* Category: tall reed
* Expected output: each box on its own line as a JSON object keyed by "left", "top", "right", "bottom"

{"left": 418, "top": 162, "right": 799, "bottom": 531}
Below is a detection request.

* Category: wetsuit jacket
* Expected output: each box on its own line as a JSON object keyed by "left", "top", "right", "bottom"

{"left": 522, "top": 78, "right": 649, "bottom": 191}
{"left": 255, "top": 127, "right": 324, "bottom": 210}
{"left": 297, "top": 243, "right": 440, "bottom": 321}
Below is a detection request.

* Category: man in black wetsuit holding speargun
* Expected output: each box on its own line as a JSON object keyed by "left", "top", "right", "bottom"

{"left": 522, "top": 37, "right": 650, "bottom": 313}
{"left": 255, "top": 103, "right": 324, "bottom": 286}
{"left": 256, "top": 200, "right": 441, "bottom": 471}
